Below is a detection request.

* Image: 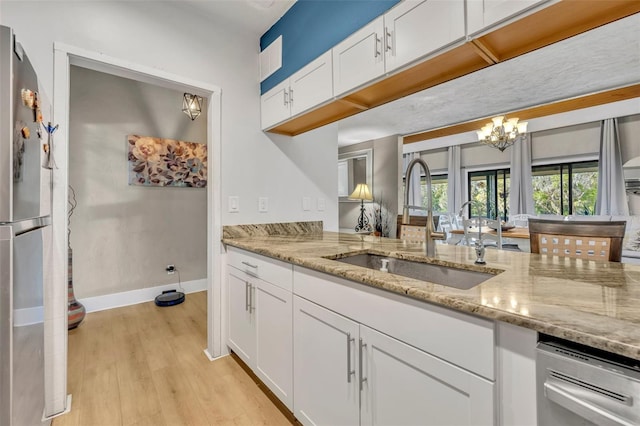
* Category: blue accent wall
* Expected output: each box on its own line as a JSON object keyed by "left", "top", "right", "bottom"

{"left": 260, "top": 0, "right": 400, "bottom": 94}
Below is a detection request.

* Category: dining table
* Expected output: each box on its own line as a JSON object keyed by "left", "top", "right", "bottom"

{"left": 449, "top": 226, "right": 531, "bottom": 240}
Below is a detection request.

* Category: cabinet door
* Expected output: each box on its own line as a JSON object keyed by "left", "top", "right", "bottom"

{"left": 359, "top": 325, "right": 495, "bottom": 426}
{"left": 467, "top": 0, "right": 548, "bottom": 35}
{"left": 290, "top": 50, "right": 333, "bottom": 117}
{"left": 332, "top": 16, "right": 385, "bottom": 97}
{"left": 385, "top": 0, "right": 465, "bottom": 73}
{"left": 261, "top": 78, "right": 291, "bottom": 129}
{"left": 227, "top": 269, "right": 256, "bottom": 368}
{"left": 255, "top": 280, "right": 293, "bottom": 410}
{"left": 293, "top": 296, "right": 360, "bottom": 426}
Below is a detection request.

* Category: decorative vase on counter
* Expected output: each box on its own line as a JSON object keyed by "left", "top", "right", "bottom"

{"left": 67, "top": 247, "right": 86, "bottom": 330}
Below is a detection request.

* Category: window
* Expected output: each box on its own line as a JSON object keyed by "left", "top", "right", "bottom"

{"left": 532, "top": 160, "right": 598, "bottom": 216}
{"left": 421, "top": 175, "right": 448, "bottom": 214}
{"left": 401, "top": 174, "right": 448, "bottom": 214}
{"left": 467, "top": 169, "right": 510, "bottom": 221}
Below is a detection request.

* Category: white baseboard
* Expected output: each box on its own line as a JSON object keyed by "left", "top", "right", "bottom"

{"left": 14, "top": 306, "right": 44, "bottom": 327}
{"left": 79, "top": 278, "right": 207, "bottom": 313}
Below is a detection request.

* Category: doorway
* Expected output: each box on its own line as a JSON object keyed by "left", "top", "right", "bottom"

{"left": 50, "top": 44, "right": 222, "bottom": 418}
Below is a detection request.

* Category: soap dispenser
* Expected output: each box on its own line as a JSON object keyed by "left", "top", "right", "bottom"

{"left": 380, "top": 259, "right": 390, "bottom": 272}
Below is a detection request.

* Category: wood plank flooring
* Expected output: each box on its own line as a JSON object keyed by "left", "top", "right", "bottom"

{"left": 53, "top": 291, "right": 292, "bottom": 426}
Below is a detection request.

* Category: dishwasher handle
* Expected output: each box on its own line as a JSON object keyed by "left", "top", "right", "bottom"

{"left": 545, "top": 382, "right": 635, "bottom": 426}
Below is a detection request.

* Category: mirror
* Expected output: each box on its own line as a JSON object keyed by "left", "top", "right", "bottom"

{"left": 338, "top": 148, "right": 373, "bottom": 202}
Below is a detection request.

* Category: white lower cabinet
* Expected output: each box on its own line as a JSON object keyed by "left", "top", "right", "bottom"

{"left": 226, "top": 264, "right": 293, "bottom": 409}
{"left": 293, "top": 295, "right": 495, "bottom": 426}
{"left": 360, "top": 325, "right": 494, "bottom": 426}
{"left": 226, "top": 253, "right": 513, "bottom": 425}
{"left": 293, "top": 296, "right": 360, "bottom": 425}
{"left": 254, "top": 279, "right": 293, "bottom": 408}
{"left": 227, "top": 268, "right": 255, "bottom": 365}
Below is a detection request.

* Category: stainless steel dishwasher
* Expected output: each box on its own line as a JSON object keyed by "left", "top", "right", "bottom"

{"left": 537, "top": 339, "right": 640, "bottom": 425}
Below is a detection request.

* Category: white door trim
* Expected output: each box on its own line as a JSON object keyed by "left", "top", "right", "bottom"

{"left": 51, "top": 43, "right": 223, "bottom": 417}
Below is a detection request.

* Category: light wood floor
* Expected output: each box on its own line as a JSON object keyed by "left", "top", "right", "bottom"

{"left": 53, "top": 291, "right": 292, "bottom": 426}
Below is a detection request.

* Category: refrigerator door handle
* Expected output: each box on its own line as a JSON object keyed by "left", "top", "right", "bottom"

{"left": 3, "top": 217, "right": 51, "bottom": 236}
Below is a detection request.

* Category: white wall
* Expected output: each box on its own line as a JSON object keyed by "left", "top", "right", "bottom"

{"left": 69, "top": 66, "right": 207, "bottom": 299}
{"left": 0, "top": 1, "right": 338, "bottom": 229}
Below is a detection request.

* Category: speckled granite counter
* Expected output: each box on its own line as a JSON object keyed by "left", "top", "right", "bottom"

{"left": 222, "top": 223, "right": 640, "bottom": 361}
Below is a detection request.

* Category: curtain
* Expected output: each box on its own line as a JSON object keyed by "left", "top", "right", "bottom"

{"left": 596, "top": 118, "right": 629, "bottom": 216}
{"left": 509, "top": 133, "right": 535, "bottom": 216}
{"left": 403, "top": 152, "right": 424, "bottom": 215}
{"left": 447, "top": 145, "right": 462, "bottom": 215}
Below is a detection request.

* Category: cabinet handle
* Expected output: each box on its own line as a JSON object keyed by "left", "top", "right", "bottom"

{"left": 347, "top": 333, "right": 355, "bottom": 383}
{"left": 242, "top": 261, "right": 257, "bottom": 269}
{"left": 284, "top": 89, "right": 289, "bottom": 106}
{"left": 385, "top": 28, "right": 393, "bottom": 54}
{"left": 374, "top": 34, "right": 381, "bottom": 58}
{"left": 359, "top": 338, "right": 367, "bottom": 391}
{"left": 250, "top": 284, "right": 256, "bottom": 313}
{"left": 289, "top": 88, "right": 294, "bottom": 103}
{"left": 245, "top": 281, "right": 250, "bottom": 312}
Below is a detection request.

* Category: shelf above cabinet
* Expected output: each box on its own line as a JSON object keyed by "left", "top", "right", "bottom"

{"left": 265, "top": 0, "right": 640, "bottom": 138}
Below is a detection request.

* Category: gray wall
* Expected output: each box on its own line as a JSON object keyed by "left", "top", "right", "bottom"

{"left": 339, "top": 136, "right": 400, "bottom": 236}
{"left": 69, "top": 66, "right": 207, "bottom": 298}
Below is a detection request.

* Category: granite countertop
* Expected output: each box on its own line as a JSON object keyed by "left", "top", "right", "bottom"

{"left": 222, "top": 223, "right": 640, "bottom": 361}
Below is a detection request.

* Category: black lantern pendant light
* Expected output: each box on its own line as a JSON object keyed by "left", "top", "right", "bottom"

{"left": 182, "top": 93, "right": 203, "bottom": 121}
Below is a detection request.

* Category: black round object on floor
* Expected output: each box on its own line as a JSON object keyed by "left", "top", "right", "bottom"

{"left": 155, "top": 290, "right": 185, "bottom": 307}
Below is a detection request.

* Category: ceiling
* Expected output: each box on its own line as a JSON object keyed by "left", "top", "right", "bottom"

{"left": 180, "top": 0, "right": 295, "bottom": 37}
{"left": 337, "top": 13, "right": 640, "bottom": 147}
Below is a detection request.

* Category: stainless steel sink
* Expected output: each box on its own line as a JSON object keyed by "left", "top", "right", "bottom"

{"left": 333, "top": 253, "right": 497, "bottom": 290}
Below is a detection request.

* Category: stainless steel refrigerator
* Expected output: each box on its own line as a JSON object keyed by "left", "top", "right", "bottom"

{"left": 1, "top": 25, "right": 52, "bottom": 426}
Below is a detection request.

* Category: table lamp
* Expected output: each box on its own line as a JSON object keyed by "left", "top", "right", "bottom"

{"left": 349, "top": 183, "right": 373, "bottom": 232}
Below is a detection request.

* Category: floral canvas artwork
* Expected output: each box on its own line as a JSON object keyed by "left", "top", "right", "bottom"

{"left": 127, "top": 135, "right": 207, "bottom": 187}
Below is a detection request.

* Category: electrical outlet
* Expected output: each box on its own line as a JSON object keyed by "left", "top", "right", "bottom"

{"left": 166, "top": 264, "right": 175, "bottom": 274}
{"left": 317, "top": 197, "right": 325, "bottom": 211}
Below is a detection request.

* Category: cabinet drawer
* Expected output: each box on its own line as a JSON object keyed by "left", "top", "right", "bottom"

{"left": 294, "top": 266, "right": 495, "bottom": 380}
{"left": 228, "top": 247, "right": 292, "bottom": 291}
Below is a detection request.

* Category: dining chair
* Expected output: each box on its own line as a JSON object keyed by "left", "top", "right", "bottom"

{"left": 396, "top": 215, "right": 439, "bottom": 239}
{"left": 399, "top": 224, "right": 427, "bottom": 243}
{"left": 528, "top": 219, "right": 626, "bottom": 262}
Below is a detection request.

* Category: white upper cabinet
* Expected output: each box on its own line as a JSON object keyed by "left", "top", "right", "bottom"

{"left": 261, "top": 79, "right": 291, "bottom": 130}
{"left": 261, "top": 50, "right": 333, "bottom": 130}
{"left": 290, "top": 50, "right": 333, "bottom": 116}
{"left": 467, "top": 0, "right": 550, "bottom": 35}
{"left": 333, "top": 1, "right": 466, "bottom": 97}
{"left": 384, "top": 0, "right": 465, "bottom": 73}
{"left": 332, "top": 16, "right": 386, "bottom": 97}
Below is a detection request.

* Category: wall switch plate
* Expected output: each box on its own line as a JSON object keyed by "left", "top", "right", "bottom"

{"left": 317, "top": 198, "right": 325, "bottom": 211}
{"left": 302, "top": 197, "right": 311, "bottom": 211}
{"left": 228, "top": 196, "right": 240, "bottom": 213}
{"left": 258, "top": 197, "right": 268, "bottom": 212}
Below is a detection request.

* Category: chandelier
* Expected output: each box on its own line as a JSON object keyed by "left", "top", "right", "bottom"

{"left": 476, "top": 115, "right": 528, "bottom": 152}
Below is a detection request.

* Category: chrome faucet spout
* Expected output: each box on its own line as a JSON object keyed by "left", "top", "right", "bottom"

{"left": 402, "top": 158, "right": 445, "bottom": 257}
{"left": 458, "top": 200, "right": 474, "bottom": 219}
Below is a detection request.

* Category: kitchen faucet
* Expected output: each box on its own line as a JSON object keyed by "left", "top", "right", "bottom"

{"left": 402, "top": 158, "right": 445, "bottom": 257}
{"left": 457, "top": 200, "right": 487, "bottom": 264}
{"left": 458, "top": 200, "right": 474, "bottom": 219}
